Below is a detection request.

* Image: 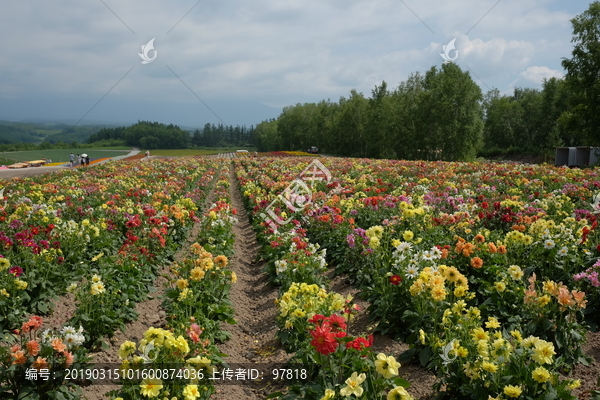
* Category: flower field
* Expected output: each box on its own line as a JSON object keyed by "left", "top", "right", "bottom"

{"left": 1, "top": 155, "right": 600, "bottom": 400}
{"left": 236, "top": 157, "right": 600, "bottom": 399}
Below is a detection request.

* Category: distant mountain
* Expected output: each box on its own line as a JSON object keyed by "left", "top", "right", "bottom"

{"left": 0, "top": 123, "right": 44, "bottom": 144}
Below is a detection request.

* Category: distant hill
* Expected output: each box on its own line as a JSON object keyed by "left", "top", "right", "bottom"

{"left": 0, "top": 120, "right": 103, "bottom": 145}
{"left": 0, "top": 123, "right": 44, "bottom": 144}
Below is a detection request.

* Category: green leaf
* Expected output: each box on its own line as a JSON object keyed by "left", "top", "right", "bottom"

{"left": 393, "top": 377, "right": 411, "bottom": 388}
{"left": 266, "top": 392, "right": 283, "bottom": 399}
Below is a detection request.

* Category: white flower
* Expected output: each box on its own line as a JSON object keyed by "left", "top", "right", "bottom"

{"left": 543, "top": 239, "right": 555, "bottom": 249}
{"left": 406, "top": 266, "right": 420, "bottom": 278}
{"left": 395, "top": 242, "right": 412, "bottom": 252}
{"left": 557, "top": 246, "right": 568, "bottom": 256}
{"left": 421, "top": 251, "right": 433, "bottom": 261}
{"left": 61, "top": 326, "right": 77, "bottom": 335}
{"left": 275, "top": 260, "right": 288, "bottom": 274}
{"left": 430, "top": 246, "right": 442, "bottom": 259}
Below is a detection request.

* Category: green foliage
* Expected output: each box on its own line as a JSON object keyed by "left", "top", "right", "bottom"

{"left": 561, "top": 1, "right": 600, "bottom": 145}
{"left": 257, "top": 64, "right": 484, "bottom": 162}
{"left": 88, "top": 121, "right": 256, "bottom": 149}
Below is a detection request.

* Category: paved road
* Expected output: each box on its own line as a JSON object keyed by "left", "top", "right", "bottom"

{"left": 0, "top": 148, "right": 140, "bottom": 180}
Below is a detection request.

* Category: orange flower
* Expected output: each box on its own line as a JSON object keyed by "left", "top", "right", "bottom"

{"left": 26, "top": 340, "right": 40, "bottom": 357}
{"left": 318, "top": 214, "right": 331, "bottom": 223}
{"left": 487, "top": 242, "right": 497, "bottom": 253}
{"left": 557, "top": 287, "right": 575, "bottom": 308}
{"left": 470, "top": 257, "right": 483, "bottom": 269}
{"left": 524, "top": 289, "right": 537, "bottom": 304}
{"left": 11, "top": 350, "right": 27, "bottom": 365}
{"left": 571, "top": 290, "right": 587, "bottom": 308}
{"left": 32, "top": 356, "right": 48, "bottom": 371}
{"left": 213, "top": 255, "right": 228, "bottom": 268}
{"left": 63, "top": 351, "right": 74, "bottom": 367}
{"left": 511, "top": 224, "right": 526, "bottom": 232}
{"left": 462, "top": 243, "right": 476, "bottom": 257}
{"left": 497, "top": 245, "right": 507, "bottom": 254}
{"left": 455, "top": 242, "right": 465, "bottom": 254}
{"left": 474, "top": 234, "right": 485, "bottom": 243}
{"left": 441, "top": 248, "right": 449, "bottom": 259}
{"left": 51, "top": 338, "right": 67, "bottom": 353}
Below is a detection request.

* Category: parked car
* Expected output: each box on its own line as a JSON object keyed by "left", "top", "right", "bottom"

{"left": 307, "top": 146, "right": 319, "bottom": 154}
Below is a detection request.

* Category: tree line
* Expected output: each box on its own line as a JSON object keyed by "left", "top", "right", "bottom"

{"left": 87, "top": 121, "right": 255, "bottom": 149}
{"left": 254, "top": 2, "right": 600, "bottom": 161}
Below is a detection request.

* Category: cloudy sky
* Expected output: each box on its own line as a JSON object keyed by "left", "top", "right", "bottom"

{"left": 0, "top": 0, "right": 588, "bottom": 128}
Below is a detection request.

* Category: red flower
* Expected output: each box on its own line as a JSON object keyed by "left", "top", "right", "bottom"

{"left": 308, "top": 314, "right": 327, "bottom": 327}
{"left": 310, "top": 326, "right": 338, "bottom": 355}
{"left": 346, "top": 335, "right": 374, "bottom": 351}
{"left": 389, "top": 275, "right": 402, "bottom": 285}
{"left": 325, "top": 314, "right": 347, "bottom": 333}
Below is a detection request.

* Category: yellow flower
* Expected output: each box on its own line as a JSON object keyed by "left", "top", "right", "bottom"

{"left": 190, "top": 267, "right": 205, "bottom": 281}
{"left": 182, "top": 384, "right": 200, "bottom": 400}
{"left": 387, "top": 386, "right": 413, "bottom": 400}
{"left": 537, "top": 294, "right": 551, "bottom": 306}
{"left": 178, "top": 288, "right": 191, "bottom": 301}
{"left": 567, "top": 380, "right": 581, "bottom": 390}
{"left": 453, "top": 285, "right": 468, "bottom": 297}
{"left": 15, "top": 279, "right": 28, "bottom": 290}
{"left": 140, "top": 377, "right": 162, "bottom": 397}
{"left": 176, "top": 279, "right": 189, "bottom": 290}
{"left": 419, "top": 329, "right": 426, "bottom": 345}
{"left": 369, "top": 236, "right": 381, "bottom": 249}
{"left": 510, "top": 330, "right": 523, "bottom": 342}
{"left": 339, "top": 372, "right": 366, "bottom": 397}
{"left": 375, "top": 353, "right": 401, "bottom": 379}
{"left": 532, "top": 341, "right": 555, "bottom": 364}
{"left": 494, "top": 282, "right": 506, "bottom": 292}
{"left": 481, "top": 361, "right": 498, "bottom": 373}
{"left": 0, "top": 258, "right": 11, "bottom": 271}
{"left": 485, "top": 317, "right": 501, "bottom": 329}
{"left": 118, "top": 341, "right": 137, "bottom": 359}
{"left": 463, "top": 362, "right": 480, "bottom": 380}
{"left": 471, "top": 328, "right": 489, "bottom": 341}
{"left": 503, "top": 385, "right": 522, "bottom": 398}
{"left": 456, "top": 347, "right": 469, "bottom": 357}
{"left": 508, "top": 265, "right": 523, "bottom": 280}
{"left": 531, "top": 366, "right": 550, "bottom": 383}
{"left": 90, "top": 282, "right": 105, "bottom": 295}
{"left": 230, "top": 271, "right": 237, "bottom": 284}
{"left": 430, "top": 285, "right": 447, "bottom": 301}
{"left": 0, "top": 289, "right": 9, "bottom": 297}
{"left": 320, "top": 389, "right": 336, "bottom": 400}
{"left": 403, "top": 231, "right": 414, "bottom": 241}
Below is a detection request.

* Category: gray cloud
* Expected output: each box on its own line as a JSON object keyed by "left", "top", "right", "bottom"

{"left": 0, "top": 0, "right": 581, "bottom": 126}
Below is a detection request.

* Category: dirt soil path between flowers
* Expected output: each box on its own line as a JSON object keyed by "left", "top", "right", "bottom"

{"left": 78, "top": 165, "right": 223, "bottom": 400}
{"left": 211, "top": 163, "right": 290, "bottom": 399}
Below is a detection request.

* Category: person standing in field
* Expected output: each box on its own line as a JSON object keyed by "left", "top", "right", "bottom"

{"left": 76, "top": 154, "right": 81, "bottom": 166}
{"left": 146, "top": 150, "right": 150, "bottom": 158}
{"left": 69, "top": 152, "right": 75, "bottom": 167}
{"left": 85, "top": 156, "right": 90, "bottom": 166}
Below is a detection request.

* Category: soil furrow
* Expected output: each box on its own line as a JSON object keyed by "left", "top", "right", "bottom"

{"left": 211, "top": 163, "right": 289, "bottom": 400}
